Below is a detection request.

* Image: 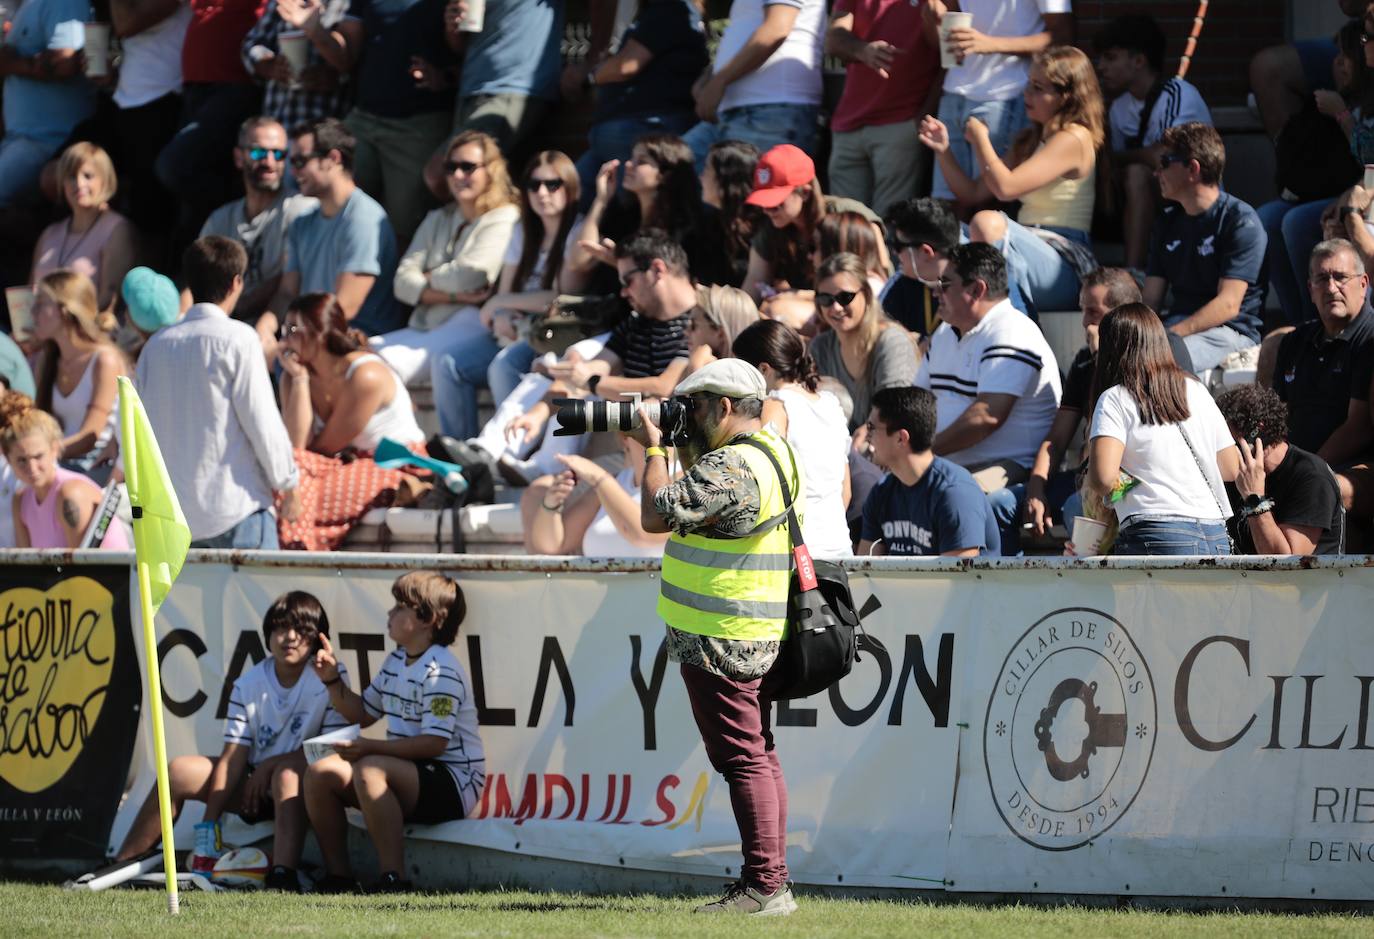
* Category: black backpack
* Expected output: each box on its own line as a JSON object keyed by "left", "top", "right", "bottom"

{"left": 1275, "top": 98, "right": 1361, "bottom": 202}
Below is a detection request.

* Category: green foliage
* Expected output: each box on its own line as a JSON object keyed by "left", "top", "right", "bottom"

{"left": 0, "top": 882, "right": 1366, "bottom": 938}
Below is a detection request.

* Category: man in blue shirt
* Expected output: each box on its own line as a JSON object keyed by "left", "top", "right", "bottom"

{"left": 858, "top": 386, "right": 999, "bottom": 557}
{"left": 262, "top": 117, "right": 399, "bottom": 356}
{"left": 1144, "top": 121, "right": 1266, "bottom": 372}
{"left": 0, "top": 0, "right": 93, "bottom": 206}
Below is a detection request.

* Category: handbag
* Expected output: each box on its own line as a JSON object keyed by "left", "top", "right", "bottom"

{"left": 528, "top": 294, "right": 629, "bottom": 356}
{"left": 1274, "top": 98, "right": 1361, "bottom": 202}
{"left": 738, "top": 438, "right": 884, "bottom": 699}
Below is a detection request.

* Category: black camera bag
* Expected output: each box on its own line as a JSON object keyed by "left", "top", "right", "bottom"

{"left": 738, "top": 438, "right": 881, "bottom": 699}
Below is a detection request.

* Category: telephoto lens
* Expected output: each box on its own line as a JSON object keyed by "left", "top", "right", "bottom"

{"left": 551, "top": 398, "right": 662, "bottom": 436}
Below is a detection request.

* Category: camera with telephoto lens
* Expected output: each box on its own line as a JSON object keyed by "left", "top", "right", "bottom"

{"left": 551, "top": 392, "right": 691, "bottom": 446}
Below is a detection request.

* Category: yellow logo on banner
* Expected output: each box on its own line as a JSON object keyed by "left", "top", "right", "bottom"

{"left": 0, "top": 578, "right": 117, "bottom": 793}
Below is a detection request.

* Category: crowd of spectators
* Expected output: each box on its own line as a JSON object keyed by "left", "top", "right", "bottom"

{"left": 4, "top": 0, "right": 1374, "bottom": 564}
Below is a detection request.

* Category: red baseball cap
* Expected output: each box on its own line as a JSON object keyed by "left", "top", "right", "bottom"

{"left": 745, "top": 145, "right": 816, "bottom": 208}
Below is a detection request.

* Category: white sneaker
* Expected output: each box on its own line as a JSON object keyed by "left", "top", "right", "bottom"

{"left": 694, "top": 881, "right": 797, "bottom": 916}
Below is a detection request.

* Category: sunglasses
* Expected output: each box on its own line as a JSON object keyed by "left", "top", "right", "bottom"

{"left": 247, "top": 147, "right": 286, "bottom": 162}
{"left": 816, "top": 289, "right": 858, "bottom": 308}
{"left": 272, "top": 623, "right": 320, "bottom": 640}
{"left": 525, "top": 178, "right": 564, "bottom": 193}
{"left": 1158, "top": 153, "right": 1189, "bottom": 170}
{"left": 288, "top": 151, "right": 319, "bottom": 169}
{"left": 619, "top": 266, "right": 648, "bottom": 288}
{"left": 445, "top": 159, "right": 484, "bottom": 176}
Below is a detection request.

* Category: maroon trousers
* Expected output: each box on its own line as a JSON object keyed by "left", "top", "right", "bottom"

{"left": 679, "top": 661, "right": 789, "bottom": 893}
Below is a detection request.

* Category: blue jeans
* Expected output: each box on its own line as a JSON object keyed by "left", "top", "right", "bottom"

{"left": 576, "top": 111, "right": 696, "bottom": 211}
{"left": 931, "top": 93, "right": 1028, "bottom": 201}
{"left": 488, "top": 340, "right": 537, "bottom": 408}
{"left": 1162, "top": 314, "right": 1257, "bottom": 372}
{"left": 1114, "top": 515, "right": 1230, "bottom": 556}
{"left": 683, "top": 103, "right": 820, "bottom": 174}
{"left": 996, "top": 470, "right": 1081, "bottom": 555}
{"left": 192, "top": 508, "right": 279, "bottom": 550}
{"left": 1257, "top": 197, "right": 1329, "bottom": 325}
{"left": 433, "top": 329, "right": 502, "bottom": 439}
{"left": 0, "top": 134, "right": 59, "bottom": 207}
{"left": 999, "top": 216, "right": 1089, "bottom": 318}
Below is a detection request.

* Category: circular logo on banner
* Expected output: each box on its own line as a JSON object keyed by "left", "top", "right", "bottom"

{"left": 983, "top": 608, "right": 1156, "bottom": 851}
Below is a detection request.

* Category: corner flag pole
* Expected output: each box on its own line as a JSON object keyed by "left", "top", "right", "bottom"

{"left": 117, "top": 377, "right": 192, "bottom": 915}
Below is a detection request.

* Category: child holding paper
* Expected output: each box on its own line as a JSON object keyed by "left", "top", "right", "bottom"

{"left": 304, "top": 571, "right": 485, "bottom": 893}
{"left": 114, "top": 591, "right": 349, "bottom": 892}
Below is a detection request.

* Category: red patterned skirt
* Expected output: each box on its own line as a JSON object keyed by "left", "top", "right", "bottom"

{"left": 277, "top": 447, "right": 420, "bottom": 552}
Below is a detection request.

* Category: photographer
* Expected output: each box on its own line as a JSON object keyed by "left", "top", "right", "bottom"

{"left": 632, "top": 357, "right": 801, "bottom": 917}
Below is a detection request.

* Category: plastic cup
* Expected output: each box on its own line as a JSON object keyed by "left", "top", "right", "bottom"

{"left": 83, "top": 23, "right": 110, "bottom": 77}
{"left": 278, "top": 30, "right": 309, "bottom": 82}
{"left": 1070, "top": 516, "right": 1109, "bottom": 556}
{"left": 939, "top": 12, "right": 973, "bottom": 70}
{"left": 458, "top": 0, "right": 484, "bottom": 33}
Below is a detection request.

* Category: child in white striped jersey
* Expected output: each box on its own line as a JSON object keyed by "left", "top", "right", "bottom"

{"left": 305, "top": 571, "right": 485, "bottom": 894}
{"left": 114, "top": 591, "right": 347, "bottom": 892}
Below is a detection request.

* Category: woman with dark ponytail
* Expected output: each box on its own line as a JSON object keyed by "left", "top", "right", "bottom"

{"left": 276, "top": 293, "right": 426, "bottom": 550}
{"left": 733, "top": 319, "right": 853, "bottom": 557}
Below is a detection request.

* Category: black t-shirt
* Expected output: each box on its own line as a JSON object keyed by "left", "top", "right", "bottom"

{"left": 606, "top": 311, "right": 690, "bottom": 378}
{"left": 592, "top": 0, "right": 708, "bottom": 123}
{"left": 1272, "top": 309, "right": 1374, "bottom": 454}
{"left": 347, "top": 0, "right": 456, "bottom": 117}
{"left": 880, "top": 274, "right": 940, "bottom": 339}
{"left": 1146, "top": 191, "right": 1266, "bottom": 343}
{"left": 1227, "top": 445, "right": 1344, "bottom": 555}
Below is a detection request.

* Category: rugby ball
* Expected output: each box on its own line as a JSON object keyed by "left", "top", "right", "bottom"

{"left": 209, "top": 847, "right": 270, "bottom": 889}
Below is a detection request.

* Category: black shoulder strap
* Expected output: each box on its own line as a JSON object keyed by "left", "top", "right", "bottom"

{"left": 1126, "top": 77, "right": 1169, "bottom": 151}
{"left": 737, "top": 435, "right": 806, "bottom": 550}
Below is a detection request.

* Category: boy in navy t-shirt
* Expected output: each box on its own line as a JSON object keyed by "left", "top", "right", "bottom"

{"left": 1143, "top": 122, "right": 1266, "bottom": 372}
{"left": 858, "top": 386, "right": 999, "bottom": 557}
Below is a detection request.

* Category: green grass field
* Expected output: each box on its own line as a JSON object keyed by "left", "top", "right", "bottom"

{"left": 1, "top": 882, "right": 1368, "bottom": 938}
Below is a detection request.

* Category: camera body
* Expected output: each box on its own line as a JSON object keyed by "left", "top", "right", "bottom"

{"left": 552, "top": 392, "right": 692, "bottom": 446}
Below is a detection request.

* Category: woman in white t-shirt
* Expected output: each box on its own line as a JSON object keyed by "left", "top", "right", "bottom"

{"left": 1084, "top": 304, "right": 1239, "bottom": 556}
{"left": 734, "top": 318, "right": 853, "bottom": 557}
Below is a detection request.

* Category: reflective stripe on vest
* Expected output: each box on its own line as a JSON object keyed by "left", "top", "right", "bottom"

{"left": 657, "top": 426, "right": 802, "bottom": 642}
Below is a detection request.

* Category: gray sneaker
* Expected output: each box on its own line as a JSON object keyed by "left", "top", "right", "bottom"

{"left": 694, "top": 881, "right": 798, "bottom": 916}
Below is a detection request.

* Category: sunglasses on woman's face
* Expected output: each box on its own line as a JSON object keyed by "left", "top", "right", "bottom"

{"left": 816, "top": 289, "right": 858, "bottom": 309}
{"left": 525, "top": 178, "right": 564, "bottom": 193}
{"left": 445, "top": 159, "right": 484, "bottom": 176}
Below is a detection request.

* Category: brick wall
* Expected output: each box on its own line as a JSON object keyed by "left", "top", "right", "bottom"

{"left": 1044, "top": 1, "right": 1286, "bottom": 108}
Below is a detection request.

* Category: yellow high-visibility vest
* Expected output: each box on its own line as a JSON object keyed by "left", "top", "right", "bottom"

{"left": 657, "top": 425, "right": 803, "bottom": 642}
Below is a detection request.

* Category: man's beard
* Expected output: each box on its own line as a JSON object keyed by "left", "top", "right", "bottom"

{"left": 246, "top": 169, "right": 282, "bottom": 194}
{"left": 681, "top": 411, "right": 718, "bottom": 468}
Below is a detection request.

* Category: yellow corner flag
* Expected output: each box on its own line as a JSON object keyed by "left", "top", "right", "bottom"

{"left": 117, "top": 376, "right": 191, "bottom": 914}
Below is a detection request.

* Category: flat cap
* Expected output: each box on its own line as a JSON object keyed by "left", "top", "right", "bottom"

{"left": 674, "top": 358, "right": 766, "bottom": 400}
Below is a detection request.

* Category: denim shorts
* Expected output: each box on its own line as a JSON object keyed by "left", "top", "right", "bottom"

{"left": 1115, "top": 515, "right": 1231, "bottom": 557}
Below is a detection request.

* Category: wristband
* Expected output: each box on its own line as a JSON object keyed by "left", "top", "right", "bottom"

{"left": 541, "top": 498, "right": 565, "bottom": 512}
{"left": 587, "top": 373, "right": 601, "bottom": 395}
{"left": 645, "top": 446, "right": 667, "bottom": 460}
{"left": 1341, "top": 205, "right": 1362, "bottom": 218}
{"left": 324, "top": 674, "right": 341, "bottom": 687}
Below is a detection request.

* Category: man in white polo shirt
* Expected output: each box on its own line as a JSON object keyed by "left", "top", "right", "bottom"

{"left": 916, "top": 242, "right": 1060, "bottom": 494}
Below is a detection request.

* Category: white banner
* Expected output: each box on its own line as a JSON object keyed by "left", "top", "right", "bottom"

{"left": 114, "top": 556, "right": 959, "bottom": 889}
{"left": 945, "top": 565, "right": 1374, "bottom": 901}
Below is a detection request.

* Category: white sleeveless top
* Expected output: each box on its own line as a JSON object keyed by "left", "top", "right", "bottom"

{"left": 51, "top": 353, "right": 116, "bottom": 456}
{"left": 314, "top": 354, "right": 425, "bottom": 452}
{"left": 581, "top": 467, "right": 663, "bottom": 559}
{"left": 771, "top": 388, "right": 853, "bottom": 557}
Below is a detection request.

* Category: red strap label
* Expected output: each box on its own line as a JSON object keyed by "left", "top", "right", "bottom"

{"left": 794, "top": 545, "right": 818, "bottom": 592}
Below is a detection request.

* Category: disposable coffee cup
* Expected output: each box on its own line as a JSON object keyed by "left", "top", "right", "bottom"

{"left": 83, "top": 22, "right": 110, "bottom": 77}
{"left": 278, "top": 30, "right": 309, "bottom": 81}
{"left": 303, "top": 724, "right": 360, "bottom": 764}
{"left": 458, "top": 0, "right": 484, "bottom": 33}
{"left": 1070, "top": 515, "right": 1108, "bottom": 556}
{"left": 939, "top": 12, "right": 973, "bottom": 69}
